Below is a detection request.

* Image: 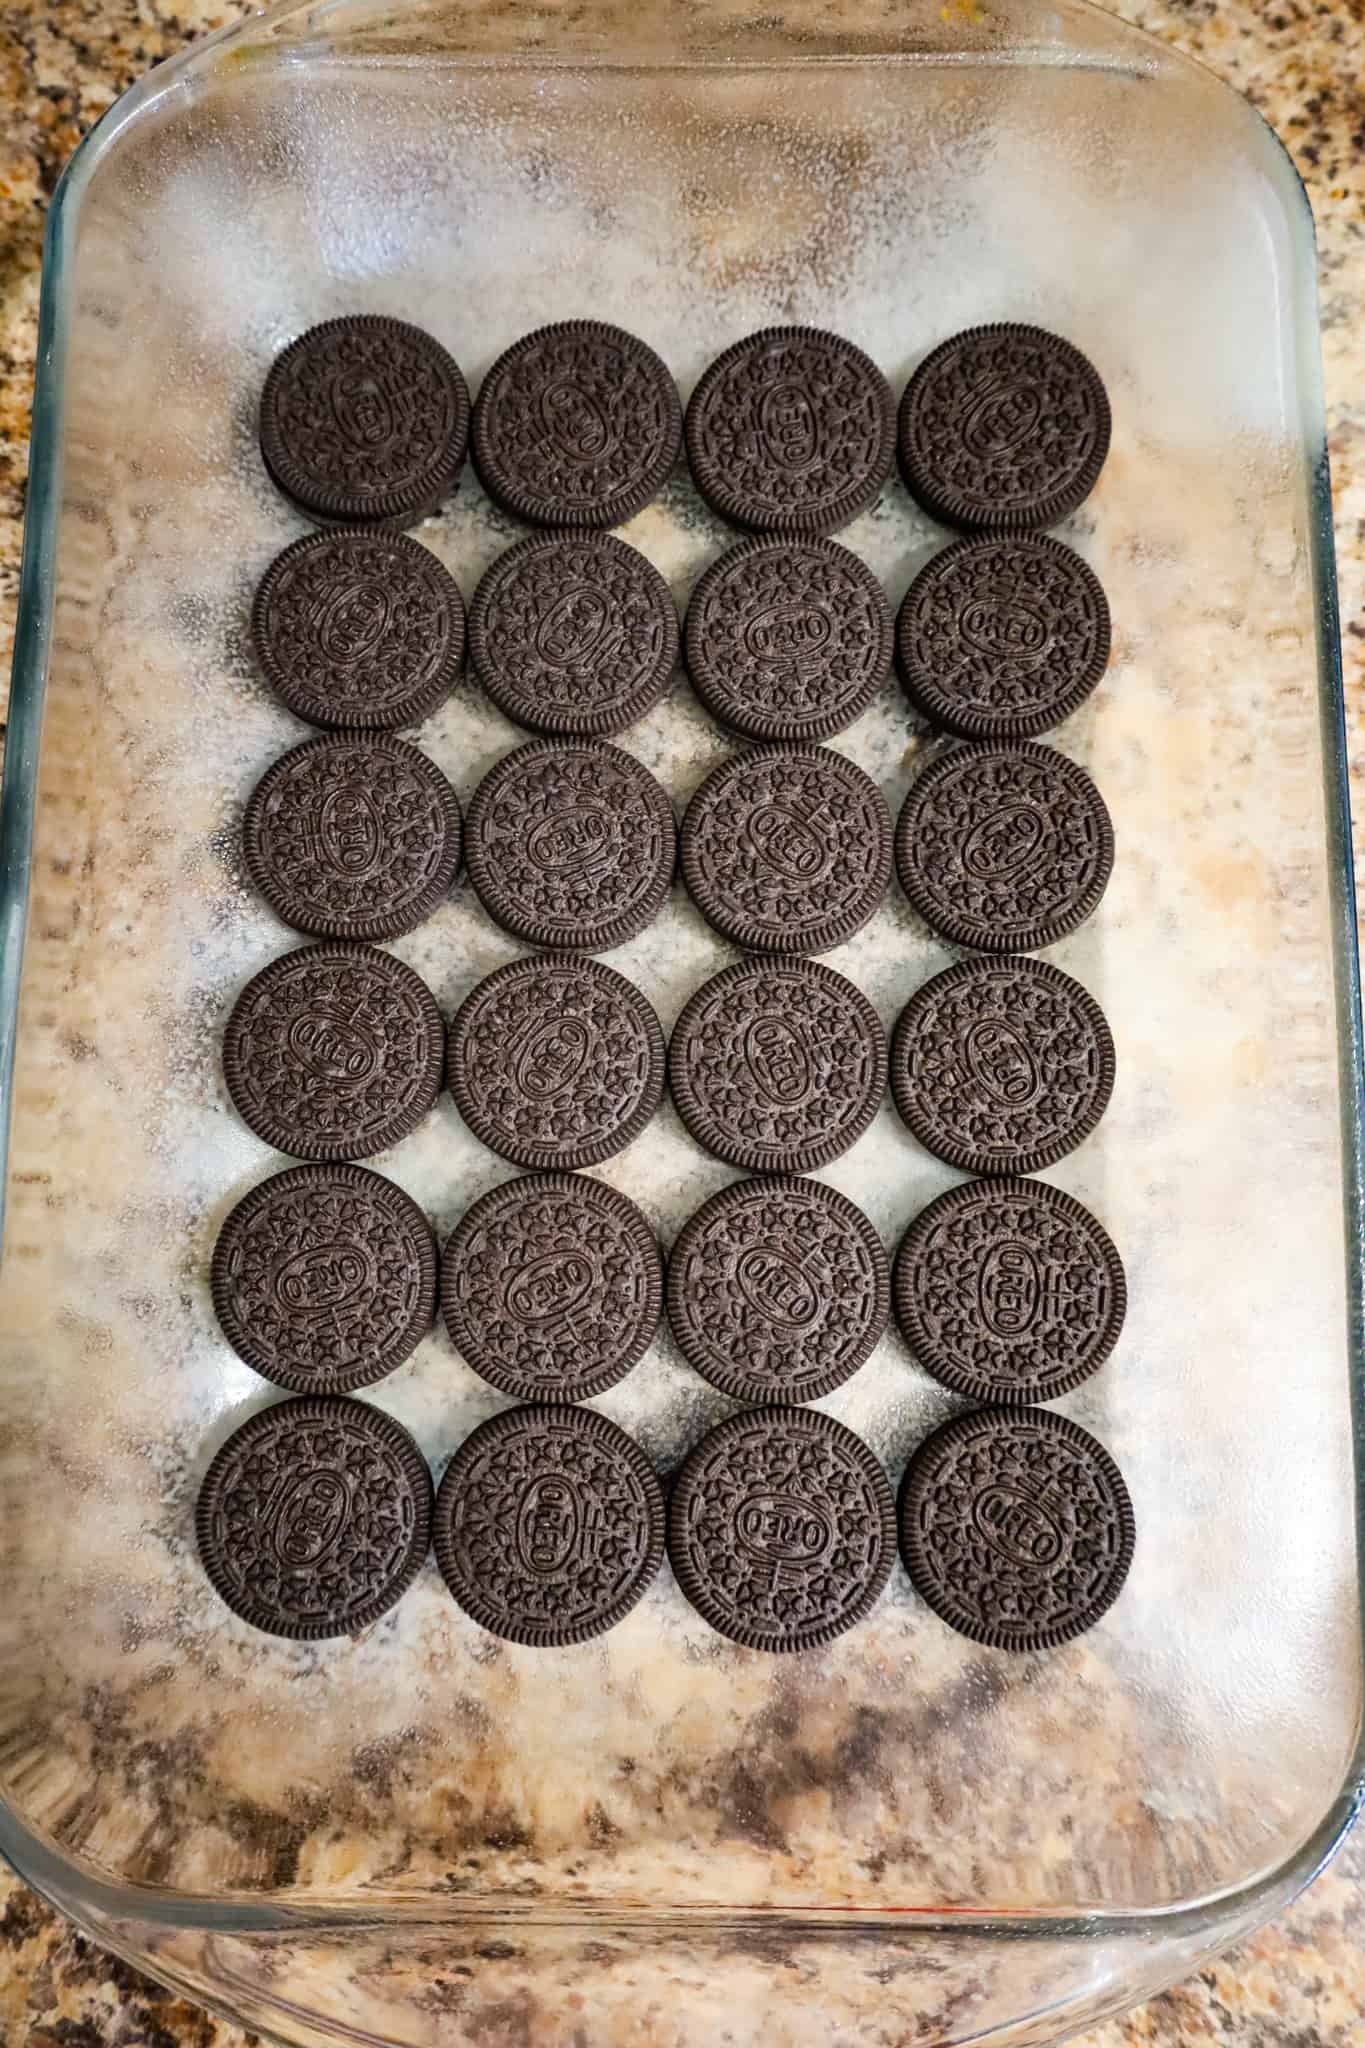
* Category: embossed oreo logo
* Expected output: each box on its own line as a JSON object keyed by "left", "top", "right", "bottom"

{"left": 961, "top": 1017, "right": 1040, "bottom": 1110}
{"left": 959, "top": 597, "right": 1050, "bottom": 664}
{"left": 978, "top": 1240, "right": 1042, "bottom": 1337}
{"left": 504, "top": 1250, "right": 596, "bottom": 1326}
{"left": 961, "top": 380, "right": 1044, "bottom": 460}
{"left": 311, "top": 580, "right": 393, "bottom": 664}
{"left": 273, "top": 1243, "right": 374, "bottom": 1318}
{"left": 513, "top": 1014, "right": 594, "bottom": 1101}
{"left": 315, "top": 787, "right": 383, "bottom": 877}
{"left": 525, "top": 804, "right": 617, "bottom": 875}
{"left": 533, "top": 586, "right": 615, "bottom": 667}
{"left": 744, "top": 804, "right": 833, "bottom": 883}
{"left": 331, "top": 368, "right": 400, "bottom": 450}
{"left": 515, "top": 1473, "right": 582, "bottom": 1575}
{"left": 269, "top": 1468, "right": 351, "bottom": 1568}
{"left": 961, "top": 802, "right": 1047, "bottom": 882}
{"left": 734, "top": 1244, "right": 821, "bottom": 1331}
{"left": 539, "top": 381, "right": 617, "bottom": 463}
{"left": 971, "top": 1481, "right": 1069, "bottom": 1569}
{"left": 744, "top": 603, "right": 833, "bottom": 668}
{"left": 288, "top": 1007, "right": 381, "bottom": 1085}
{"left": 736, "top": 1491, "right": 835, "bottom": 1566}
{"left": 756, "top": 381, "right": 821, "bottom": 473}
{"left": 743, "top": 1016, "right": 812, "bottom": 1106}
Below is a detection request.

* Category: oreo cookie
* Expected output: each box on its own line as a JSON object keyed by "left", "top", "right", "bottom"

{"left": 447, "top": 954, "right": 665, "bottom": 1170}
{"left": 197, "top": 1395, "right": 433, "bottom": 1638}
{"left": 896, "top": 535, "right": 1111, "bottom": 740}
{"left": 895, "top": 741, "right": 1114, "bottom": 952}
{"left": 441, "top": 1172, "right": 662, "bottom": 1401}
{"left": 891, "top": 956, "right": 1115, "bottom": 1175}
{"left": 668, "top": 1407, "right": 895, "bottom": 1651}
{"left": 680, "top": 743, "right": 892, "bottom": 954}
{"left": 894, "top": 1178, "right": 1126, "bottom": 1404}
{"left": 898, "top": 324, "right": 1111, "bottom": 533}
{"left": 260, "top": 316, "right": 469, "bottom": 528}
{"left": 471, "top": 322, "right": 681, "bottom": 529}
{"left": 668, "top": 958, "right": 887, "bottom": 1173}
{"left": 251, "top": 528, "right": 465, "bottom": 732}
{"left": 685, "top": 328, "right": 895, "bottom": 535}
{"left": 684, "top": 537, "right": 893, "bottom": 742}
{"left": 212, "top": 1164, "right": 437, "bottom": 1394}
{"left": 223, "top": 943, "right": 444, "bottom": 1162}
{"left": 243, "top": 734, "right": 461, "bottom": 942}
{"left": 668, "top": 1176, "right": 889, "bottom": 1403}
{"left": 434, "top": 1405, "right": 665, "bottom": 1644}
{"left": 900, "top": 1407, "right": 1136, "bottom": 1650}
{"left": 469, "top": 534, "right": 678, "bottom": 737}
{"left": 464, "top": 740, "right": 675, "bottom": 952}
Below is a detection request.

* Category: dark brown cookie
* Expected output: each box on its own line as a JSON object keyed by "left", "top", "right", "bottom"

{"left": 469, "top": 534, "right": 678, "bottom": 737}
{"left": 471, "top": 322, "right": 681, "bottom": 529}
{"left": 894, "top": 1178, "right": 1126, "bottom": 1404}
{"left": 260, "top": 316, "right": 469, "bottom": 527}
{"left": 448, "top": 954, "right": 665, "bottom": 1171}
{"left": 898, "top": 324, "right": 1111, "bottom": 534}
{"left": 684, "top": 537, "right": 893, "bottom": 742}
{"left": 896, "top": 535, "right": 1111, "bottom": 740}
{"left": 668, "top": 1176, "right": 889, "bottom": 1404}
{"left": 891, "top": 956, "right": 1114, "bottom": 1175}
{"left": 243, "top": 734, "right": 461, "bottom": 942}
{"left": 434, "top": 1404, "right": 665, "bottom": 1644}
{"left": 668, "top": 958, "right": 887, "bottom": 1173}
{"left": 441, "top": 1172, "right": 662, "bottom": 1401}
{"left": 464, "top": 741, "right": 675, "bottom": 952}
{"left": 680, "top": 744, "right": 892, "bottom": 954}
{"left": 224, "top": 943, "right": 444, "bottom": 1162}
{"left": 212, "top": 1164, "right": 438, "bottom": 1395}
{"left": 668, "top": 1407, "right": 895, "bottom": 1651}
{"left": 197, "top": 1395, "right": 433, "bottom": 1639}
{"left": 895, "top": 741, "right": 1114, "bottom": 952}
{"left": 251, "top": 528, "right": 465, "bottom": 731}
{"left": 685, "top": 328, "right": 895, "bottom": 536}
{"left": 900, "top": 1407, "right": 1135, "bottom": 1651}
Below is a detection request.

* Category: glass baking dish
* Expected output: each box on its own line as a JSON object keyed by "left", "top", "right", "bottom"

{"left": 1, "top": 0, "right": 1360, "bottom": 2041}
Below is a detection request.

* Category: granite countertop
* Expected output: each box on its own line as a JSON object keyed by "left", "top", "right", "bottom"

{"left": 0, "top": 0, "right": 1362, "bottom": 2042}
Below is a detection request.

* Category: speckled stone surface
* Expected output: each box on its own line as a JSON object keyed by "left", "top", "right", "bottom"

{"left": 0, "top": 0, "right": 1362, "bottom": 2043}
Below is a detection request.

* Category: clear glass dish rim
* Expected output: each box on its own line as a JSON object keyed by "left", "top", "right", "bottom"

{"left": 0, "top": 0, "right": 1360, "bottom": 1955}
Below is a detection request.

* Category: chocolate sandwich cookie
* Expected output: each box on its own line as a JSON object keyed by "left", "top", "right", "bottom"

{"left": 668, "top": 958, "right": 887, "bottom": 1173}
{"left": 469, "top": 533, "right": 678, "bottom": 737}
{"left": 260, "top": 315, "right": 469, "bottom": 527}
{"left": 224, "top": 943, "right": 444, "bottom": 1161}
{"left": 668, "top": 1407, "right": 895, "bottom": 1651}
{"left": 891, "top": 956, "right": 1114, "bottom": 1175}
{"left": 900, "top": 1406, "right": 1136, "bottom": 1650}
{"left": 212, "top": 1164, "right": 437, "bottom": 1394}
{"left": 243, "top": 733, "right": 461, "bottom": 942}
{"left": 896, "top": 535, "right": 1111, "bottom": 740}
{"left": 252, "top": 528, "right": 465, "bottom": 731}
{"left": 434, "top": 1404, "right": 665, "bottom": 1644}
{"left": 898, "top": 324, "right": 1111, "bottom": 533}
{"left": 895, "top": 741, "right": 1113, "bottom": 952}
{"left": 668, "top": 1176, "right": 889, "bottom": 1403}
{"left": 894, "top": 1178, "right": 1126, "bottom": 1404}
{"left": 684, "top": 537, "right": 893, "bottom": 742}
{"left": 685, "top": 328, "right": 895, "bottom": 536}
{"left": 448, "top": 954, "right": 665, "bottom": 1171}
{"left": 441, "top": 1172, "right": 662, "bottom": 1401}
{"left": 472, "top": 322, "right": 681, "bottom": 529}
{"left": 197, "top": 1395, "right": 433, "bottom": 1638}
{"left": 464, "top": 741, "right": 675, "bottom": 952}
{"left": 680, "top": 743, "right": 891, "bottom": 954}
